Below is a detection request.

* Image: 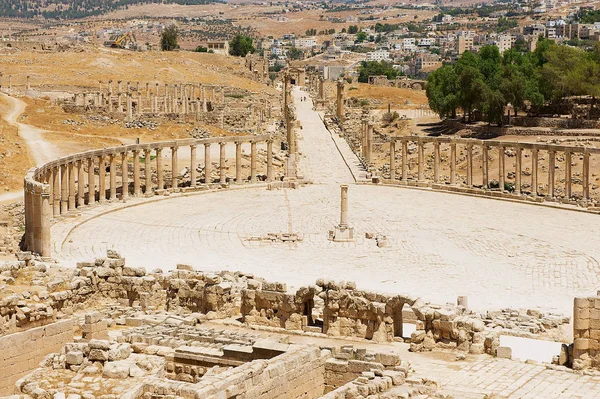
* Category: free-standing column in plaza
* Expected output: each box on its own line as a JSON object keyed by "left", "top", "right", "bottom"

{"left": 340, "top": 184, "right": 349, "bottom": 228}
{"left": 52, "top": 166, "right": 60, "bottom": 215}
{"left": 235, "top": 142, "right": 242, "bottom": 183}
{"left": 204, "top": 144, "right": 212, "bottom": 184}
{"left": 336, "top": 80, "right": 344, "bottom": 122}
{"left": 389, "top": 141, "right": 396, "bottom": 180}
{"left": 482, "top": 145, "right": 489, "bottom": 188}
{"left": 109, "top": 154, "right": 117, "bottom": 200}
{"left": 68, "top": 162, "right": 76, "bottom": 210}
{"left": 77, "top": 160, "right": 85, "bottom": 207}
{"left": 531, "top": 148, "right": 538, "bottom": 196}
{"left": 99, "top": 155, "right": 106, "bottom": 202}
{"left": 121, "top": 151, "right": 129, "bottom": 200}
{"left": 171, "top": 146, "right": 178, "bottom": 189}
{"left": 219, "top": 143, "right": 227, "bottom": 184}
{"left": 548, "top": 150, "right": 555, "bottom": 197}
{"left": 450, "top": 143, "right": 457, "bottom": 185}
{"left": 583, "top": 151, "right": 590, "bottom": 200}
{"left": 144, "top": 149, "right": 152, "bottom": 195}
{"left": 418, "top": 140, "right": 424, "bottom": 182}
{"left": 515, "top": 147, "right": 522, "bottom": 194}
{"left": 190, "top": 145, "right": 197, "bottom": 188}
{"left": 498, "top": 146, "right": 505, "bottom": 191}
{"left": 433, "top": 142, "right": 440, "bottom": 183}
{"left": 250, "top": 141, "right": 257, "bottom": 183}
{"left": 156, "top": 148, "right": 163, "bottom": 190}
{"left": 401, "top": 141, "right": 408, "bottom": 181}
{"left": 267, "top": 140, "right": 273, "bottom": 182}
{"left": 466, "top": 144, "right": 473, "bottom": 187}
{"left": 565, "top": 151, "right": 572, "bottom": 198}
{"left": 87, "top": 158, "right": 95, "bottom": 205}
{"left": 133, "top": 150, "right": 141, "bottom": 196}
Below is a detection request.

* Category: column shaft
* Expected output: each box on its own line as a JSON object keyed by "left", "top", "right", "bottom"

{"left": 450, "top": 143, "right": 456, "bottom": 185}
{"left": 417, "top": 140, "right": 424, "bottom": 181}
{"left": 52, "top": 167, "right": 60, "bottom": 215}
{"left": 77, "top": 160, "right": 85, "bottom": 207}
{"left": 99, "top": 155, "right": 106, "bottom": 202}
{"left": 401, "top": 141, "right": 408, "bottom": 181}
{"left": 133, "top": 150, "right": 141, "bottom": 195}
{"left": 109, "top": 154, "right": 117, "bottom": 200}
{"left": 389, "top": 141, "right": 396, "bottom": 181}
{"left": 219, "top": 143, "right": 227, "bottom": 184}
{"left": 466, "top": 145, "right": 473, "bottom": 186}
{"left": 498, "top": 146, "right": 505, "bottom": 191}
{"left": 122, "top": 152, "right": 129, "bottom": 199}
{"left": 190, "top": 145, "right": 197, "bottom": 188}
{"left": 532, "top": 148, "right": 538, "bottom": 196}
{"left": 156, "top": 148, "right": 164, "bottom": 189}
{"left": 583, "top": 151, "right": 590, "bottom": 200}
{"left": 434, "top": 142, "right": 440, "bottom": 183}
{"left": 171, "top": 147, "right": 178, "bottom": 189}
{"left": 515, "top": 147, "right": 522, "bottom": 194}
{"left": 548, "top": 150, "right": 555, "bottom": 197}
{"left": 267, "top": 140, "right": 274, "bottom": 182}
{"left": 250, "top": 142, "right": 257, "bottom": 182}
{"left": 88, "top": 158, "right": 95, "bottom": 205}
{"left": 565, "top": 151, "right": 571, "bottom": 198}
{"left": 68, "top": 162, "right": 76, "bottom": 210}
{"left": 482, "top": 145, "right": 489, "bottom": 188}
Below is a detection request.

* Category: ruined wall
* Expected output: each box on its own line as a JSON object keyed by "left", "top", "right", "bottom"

{"left": 0, "top": 319, "right": 74, "bottom": 395}
{"left": 572, "top": 295, "right": 600, "bottom": 370}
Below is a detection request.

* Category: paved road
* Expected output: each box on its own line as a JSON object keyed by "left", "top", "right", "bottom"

{"left": 51, "top": 87, "right": 600, "bottom": 315}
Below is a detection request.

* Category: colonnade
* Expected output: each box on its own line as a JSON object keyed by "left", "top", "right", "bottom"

{"left": 23, "top": 135, "right": 273, "bottom": 257}
{"left": 387, "top": 137, "right": 598, "bottom": 201}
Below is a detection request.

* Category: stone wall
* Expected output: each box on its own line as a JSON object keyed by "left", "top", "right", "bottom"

{"left": 0, "top": 319, "right": 74, "bottom": 395}
{"left": 572, "top": 295, "right": 600, "bottom": 370}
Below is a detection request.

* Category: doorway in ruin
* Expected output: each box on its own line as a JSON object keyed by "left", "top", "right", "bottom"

{"left": 290, "top": 78, "right": 296, "bottom": 85}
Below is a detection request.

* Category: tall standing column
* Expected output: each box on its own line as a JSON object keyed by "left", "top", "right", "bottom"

{"left": 24, "top": 186, "right": 32, "bottom": 249}
{"left": 109, "top": 154, "right": 117, "bottom": 200}
{"left": 340, "top": 185, "right": 349, "bottom": 228}
{"left": 389, "top": 141, "right": 396, "bottom": 181}
{"left": 219, "top": 143, "right": 227, "bottom": 184}
{"left": 515, "top": 147, "right": 522, "bottom": 194}
{"left": 250, "top": 141, "right": 257, "bottom": 183}
{"left": 122, "top": 151, "right": 129, "bottom": 200}
{"left": 99, "top": 154, "right": 106, "bottom": 202}
{"left": 126, "top": 93, "right": 133, "bottom": 122}
{"left": 77, "top": 160, "right": 85, "bottom": 207}
{"left": 583, "top": 151, "right": 590, "bottom": 200}
{"left": 66, "top": 162, "right": 75, "bottom": 210}
{"left": 498, "top": 146, "right": 505, "bottom": 191}
{"left": 450, "top": 143, "right": 457, "bottom": 185}
{"left": 144, "top": 149, "right": 152, "bottom": 195}
{"left": 156, "top": 148, "right": 164, "bottom": 190}
{"left": 190, "top": 145, "right": 197, "bottom": 188}
{"left": 318, "top": 77, "right": 324, "bottom": 100}
{"left": 52, "top": 166, "right": 60, "bottom": 215}
{"left": 171, "top": 146, "right": 178, "bottom": 189}
{"left": 204, "top": 143, "right": 212, "bottom": 184}
{"left": 235, "top": 142, "right": 242, "bottom": 183}
{"left": 433, "top": 142, "right": 440, "bottom": 183}
{"left": 40, "top": 190, "right": 51, "bottom": 258}
{"left": 336, "top": 80, "right": 344, "bottom": 122}
{"left": 418, "top": 140, "right": 424, "bottom": 182}
{"left": 87, "top": 158, "right": 95, "bottom": 205}
{"left": 565, "top": 150, "right": 572, "bottom": 199}
{"left": 531, "top": 148, "right": 538, "bottom": 196}
{"left": 401, "top": 141, "right": 408, "bottom": 181}
{"left": 133, "top": 150, "right": 141, "bottom": 196}
{"left": 466, "top": 144, "right": 473, "bottom": 187}
{"left": 482, "top": 145, "right": 489, "bottom": 188}
{"left": 267, "top": 140, "right": 273, "bottom": 182}
{"left": 366, "top": 122, "right": 373, "bottom": 164}
{"left": 548, "top": 150, "right": 555, "bottom": 197}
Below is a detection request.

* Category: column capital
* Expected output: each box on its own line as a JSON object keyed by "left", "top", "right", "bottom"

{"left": 204, "top": 142, "right": 211, "bottom": 148}
{"left": 190, "top": 144, "right": 197, "bottom": 149}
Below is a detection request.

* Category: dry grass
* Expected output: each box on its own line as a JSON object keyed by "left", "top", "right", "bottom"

{"left": 0, "top": 97, "right": 33, "bottom": 192}
{"left": 343, "top": 83, "right": 429, "bottom": 109}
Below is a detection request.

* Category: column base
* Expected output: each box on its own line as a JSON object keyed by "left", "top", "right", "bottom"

{"left": 329, "top": 225, "right": 355, "bottom": 242}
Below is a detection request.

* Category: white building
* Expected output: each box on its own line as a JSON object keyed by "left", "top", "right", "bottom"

{"left": 366, "top": 49, "right": 391, "bottom": 61}
{"left": 496, "top": 35, "right": 513, "bottom": 53}
{"left": 292, "top": 37, "right": 317, "bottom": 48}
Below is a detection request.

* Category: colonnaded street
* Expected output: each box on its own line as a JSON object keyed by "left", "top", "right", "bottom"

{"left": 51, "top": 87, "right": 600, "bottom": 314}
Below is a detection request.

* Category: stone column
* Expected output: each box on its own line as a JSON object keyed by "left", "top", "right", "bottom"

{"left": 77, "top": 160, "right": 85, "bottom": 207}
{"left": 117, "top": 92, "right": 123, "bottom": 113}
{"left": 126, "top": 93, "right": 133, "bottom": 122}
{"left": 548, "top": 150, "right": 555, "bottom": 197}
{"left": 219, "top": 143, "right": 227, "bottom": 184}
{"left": 40, "top": 190, "right": 51, "bottom": 258}
{"left": 190, "top": 145, "right": 197, "bottom": 188}
{"left": 401, "top": 141, "right": 408, "bottom": 181}
{"left": 99, "top": 155, "right": 106, "bottom": 202}
{"left": 565, "top": 150, "right": 572, "bottom": 199}
{"left": 88, "top": 158, "right": 95, "bottom": 205}
{"left": 450, "top": 143, "right": 457, "bottom": 185}
{"left": 204, "top": 143, "right": 212, "bottom": 184}
{"left": 515, "top": 147, "right": 522, "bottom": 194}
{"left": 144, "top": 149, "right": 152, "bottom": 195}
{"left": 466, "top": 144, "right": 473, "bottom": 186}
{"left": 498, "top": 146, "right": 505, "bottom": 192}
{"left": 109, "top": 154, "right": 117, "bottom": 200}
{"left": 389, "top": 141, "right": 396, "bottom": 181}
{"left": 482, "top": 145, "right": 489, "bottom": 188}
{"left": 583, "top": 151, "right": 590, "bottom": 200}
{"left": 156, "top": 148, "right": 164, "bottom": 190}
{"left": 235, "top": 142, "right": 243, "bottom": 183}
{"left": 133, "top": 150, "right": 141, "bottom": 196}
{"left": 68, "top": 162, "right": 76, "bottom": 210}
{"left": 531, "top": 148, "right": 538, "bottom": 196}
{"left": 250, "top": 141, "right": 257, "bottom": 183}
{"left": 418, "top": 140, "right": 424, "bottom": 182}
{"left": 366, "top": 122, "right": 373, "bottom": 164}
{"left": 318, "top": 77, "right": 324, "bottom": 100}
{"left": 433, "top": 142, "right": 440, "bottom": 183}
{"left": 336, "top": 80, "right": 344, "bottom": 122}
{"left": 121, "top": 151, "right": 129, "bottom": 200}
{"left": 171, "top": 146, "right": 178, "bottom": 189}
{"left": 52, "top": 166, "right": 60, "bottom": 215}
{"left": 267, "top": 140, "right": 273, "bottom": 182}
{"left": 340, "top": 184, "right": 349, "bottom": 228}
{"left": 24, "top": 186, "right": 32, "bottom": 249}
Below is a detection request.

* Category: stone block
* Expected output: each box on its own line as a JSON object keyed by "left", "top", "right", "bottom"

{"left": 103, "top": 361, "right": 130, "bottom": 378}
{"left": 496, "top": 346, "right": 512, "bottom": 359}
{"left": 66, "top": 351, "right": 84, "bottom": 365}
{"left": 84, "top": 312, "right": 103, "bottom": 324}
{"left": 88, "top": 349, "right": 108, "bottom": 361}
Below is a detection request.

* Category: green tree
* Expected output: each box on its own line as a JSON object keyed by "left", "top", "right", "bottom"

{"left": 348, "top": 25, "right": 359, "bottom": 34}
{"left": 426, "top": 65, "right": 459, "bottom": 118}
{"left": 357, "top": 61, "right": 398, "bottom": 83}
{"left": 356, "top": 31, "right": 367, "bottom": 43}
{"left": 229, "top": 34, "right": 255, "bottom": 57}
{"left": 160, "top": 25, "right": 179, "bottom": 51}
{"left": 287, "top": 47, "right": 303, "bottom": 60}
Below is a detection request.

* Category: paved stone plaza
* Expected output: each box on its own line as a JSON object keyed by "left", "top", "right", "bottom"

{"left": 48, "top": 88, "right": 600, "bottom": 314}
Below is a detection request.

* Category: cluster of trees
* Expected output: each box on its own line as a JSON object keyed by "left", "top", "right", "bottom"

{"left": 160, "top": 25, "right": 179, "bottom": 51}
{"left": 426, "top": 41, "right": 600, "bottom": 124}
{"left": 358, "top": 60, "right": 399, "bottom": 83}
{"left": 578, "top": 9, "right": 600, "bottom": 24}
{"left": 496, "top": 17, "right": 518, "bottom": 33}
{"left": 229, "top": 34, "right": 255, "bottom": 57}
{"left": 0, "top": 0, "right": 222, "bottom": 19}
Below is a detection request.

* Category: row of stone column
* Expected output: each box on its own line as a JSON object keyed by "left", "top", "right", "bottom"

{"left": 23, "top": 177, "right": 51, "bottom": 258}
{"left": 389, "top": 139, "right": 593, "bottom": 200}
{"left": 38, "top": 140, "right": 274, "bottom": 218}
